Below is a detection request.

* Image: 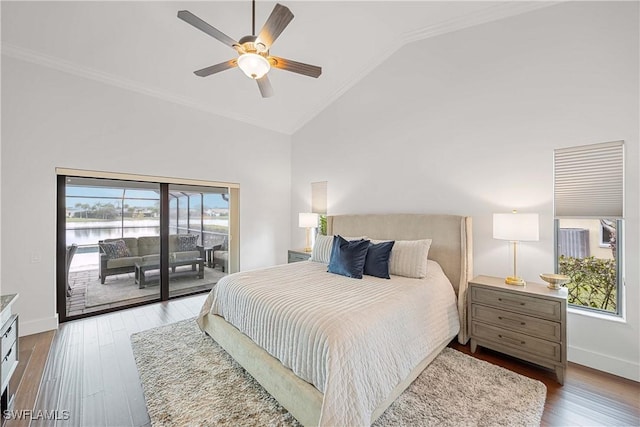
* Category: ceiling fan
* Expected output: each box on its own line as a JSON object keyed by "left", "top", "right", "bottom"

{"left": 178, "top": 1, "right": 322, "bottom": 98}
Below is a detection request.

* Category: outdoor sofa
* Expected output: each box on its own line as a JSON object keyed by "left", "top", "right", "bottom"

{"left": 98, "top": 235, "right": 204, "bottom": 284}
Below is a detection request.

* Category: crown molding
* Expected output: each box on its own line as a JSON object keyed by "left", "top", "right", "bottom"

{"left": 402, "top": 1, "right": 561, "bottom": 45}
{"left": 286, "top": 1, "right": 561, "bottom": 135}
{"left": 2, "top": 2, "right": 562, "bottom": 136}
{"left": 1, "top": 42, "right": 287, "bottom": 135}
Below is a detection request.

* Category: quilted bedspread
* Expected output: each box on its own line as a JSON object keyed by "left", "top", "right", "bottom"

{"left": 197, "top": 260, "right": 460, "bottom": 426}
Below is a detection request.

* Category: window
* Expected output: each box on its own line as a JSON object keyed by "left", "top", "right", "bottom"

{"left": 554, "top": 141, "right": 624, "bottom": 315}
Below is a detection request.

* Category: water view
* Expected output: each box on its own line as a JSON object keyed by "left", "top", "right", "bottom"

{"left": 67, "top": 218, "right": 229, "bottom": 247}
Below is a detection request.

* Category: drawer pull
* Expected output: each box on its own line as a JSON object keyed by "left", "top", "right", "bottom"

{"left": 498, "top": 297, "right": 525, "bottom": 306}
{"left": 497, "top": 316, "right": 526, "bottom": 326}
{"left": 3, "top": 326, "right": 11, "bottom": 338}
{"left": 3, "top": 347, "right": 12, "bottom": 362}
{"left": 498, "top": 334, "right": 525, "bottom": 345}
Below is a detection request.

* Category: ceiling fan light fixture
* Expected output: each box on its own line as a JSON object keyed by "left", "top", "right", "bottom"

{"left": 237, "top": 53, "right": 270, "bottom": 79}
{"left": 178, "top": 4, "right": 321, "bottom": 97}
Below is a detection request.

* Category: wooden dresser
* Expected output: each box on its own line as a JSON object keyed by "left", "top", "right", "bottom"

{"left": 1, "top": 294, "right": 19, "bottom": 420}
{"left": 468, "top": 275, "right": 567, "bottom": 384}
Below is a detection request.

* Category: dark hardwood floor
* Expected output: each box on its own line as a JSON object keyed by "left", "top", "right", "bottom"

{"left": 13, "top": 294, "right": 639, "bottom": 426}
{"left": 449, "top": 342, "right": 640, "bottom": 426}
{"left": 6, "top": 330, "right": 56, "bottom": 427}
{"left": 29, "top": 295, "right": 206, "bottom": 427}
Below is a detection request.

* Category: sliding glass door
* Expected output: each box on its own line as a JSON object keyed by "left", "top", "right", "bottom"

{"left": 167, "top": 184, "right": 229, "bottom": 298}
{"left": 58, "top": 172, "right": 238, "bottom": 322}
{"left": 62, "top": 177, "right": 162, "bottom": 318}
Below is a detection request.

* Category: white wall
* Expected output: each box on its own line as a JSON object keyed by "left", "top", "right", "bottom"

{"left": 1, "top": 56, "right": 292, "bottom": 336}
{"left": 291, "top": 2, "right": 639, "bottom": 380}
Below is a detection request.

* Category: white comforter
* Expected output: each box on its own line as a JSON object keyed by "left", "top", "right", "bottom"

{"left": 197, "top": 260, "right": 460, "bottom": 426}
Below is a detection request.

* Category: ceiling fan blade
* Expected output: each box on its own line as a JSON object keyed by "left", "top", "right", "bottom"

{"left": 271, "top": 56, "right": 322, "bottom": 78}
{"left": 256, "top": 75, "right": 274, "bottom": 98}
{"left": 178, "top": 10, "right": 239, "bottom": 49}
{"left": 257, "top": 4, "right": 294, "bottom": 50}
{"left": 194, "top": 59, "right": 238, "bottom": 77}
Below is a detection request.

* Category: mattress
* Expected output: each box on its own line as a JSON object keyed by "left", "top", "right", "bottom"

{"left": 197, "top": 260, "right": 460, "bottom": 426}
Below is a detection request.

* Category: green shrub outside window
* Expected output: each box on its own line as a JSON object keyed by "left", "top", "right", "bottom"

{"left": 559, "top": 255, "right": 617, "bottom": 313}
{"left": 556, "top": 218, "right": 622, "bottom": 315}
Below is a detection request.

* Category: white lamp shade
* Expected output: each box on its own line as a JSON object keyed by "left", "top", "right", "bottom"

{"left": 298, "top": 212, "right": 319, "bottom": 228}
{"left": 237, "top": 53, "right": 270, "bottom": 79}
{"left": 493, "top": 212, "right": 539, "bottom": 241}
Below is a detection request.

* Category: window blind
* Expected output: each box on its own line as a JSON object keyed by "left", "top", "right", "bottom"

{"left": 311, "top": 181, "right": 327, "bottom": 214}
{"left": 554, "top": 141, "right": 624, "bottom": 218}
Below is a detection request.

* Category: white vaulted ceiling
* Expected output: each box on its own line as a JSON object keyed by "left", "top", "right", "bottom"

{"left": 1, "top": 1, "right": 554, "bottom": 134}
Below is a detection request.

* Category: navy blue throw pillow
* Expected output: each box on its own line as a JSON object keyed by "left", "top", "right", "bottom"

{"left": 364, "top": 241, "right": 395, "bottom": 279}
{"left": 327, "top": 235, "right": 370, "bottom": 279}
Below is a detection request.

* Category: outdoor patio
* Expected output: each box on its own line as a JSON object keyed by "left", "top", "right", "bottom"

{"left": 67, "top": 264, "right": 225, "bottom": 317}
{"left": 62, "top": 178, "right": 232, "bottom": 319}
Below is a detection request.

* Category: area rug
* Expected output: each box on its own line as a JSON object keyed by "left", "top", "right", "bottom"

{"left": 84, "top": 268, "right": 226, "bottom": 307}
{"left": 131, "top": 319, "right": 547, "bottom": 427}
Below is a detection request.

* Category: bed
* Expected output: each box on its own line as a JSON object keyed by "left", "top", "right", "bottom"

{"left": 197, "top": 214, "right": 472, "bottom": 426}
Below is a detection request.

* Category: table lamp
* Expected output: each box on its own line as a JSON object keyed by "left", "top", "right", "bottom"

{"left": 493, "top": 211, "right": 539, "bottom": 286}
{"left": 299, "top": 213, "right": 319, "bottom": 252}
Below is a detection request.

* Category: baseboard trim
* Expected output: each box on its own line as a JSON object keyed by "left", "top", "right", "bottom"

{"left": 19, "top": 314, "right": 59, "bottom": 337}
{"left": 569, "top": 344, "right": 639, "bottom": 381}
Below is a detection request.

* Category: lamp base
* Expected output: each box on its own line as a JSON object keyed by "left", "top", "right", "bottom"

{"left": 505, "top": 276, "right": 526, "bottom": 286}
{"left": 303, "top": 247, "right": 312, "bottom": 253}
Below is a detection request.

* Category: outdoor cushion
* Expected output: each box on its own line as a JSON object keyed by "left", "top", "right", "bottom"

{"left": 138, "top": 236, "right": 161, "bottom": 256}
{"left": 100, "top": 240, "right": 131, "bottom": 259}
{"left": 106, "top": 256, "right": 142, "bottom": 269}
{"left": 173, "top": 250, "right": 201, "bottom": 261}
{"left": 213, "top": 250, "right": 228, "bottom": 272}
{"left": 103, "top": 237, "right": 139, "bottom": 256}
{"left": 141, "top": 254, "right": 160, "bottom": 264}
{"left": 177, "top": 234, "right": 199, "bottom": 251}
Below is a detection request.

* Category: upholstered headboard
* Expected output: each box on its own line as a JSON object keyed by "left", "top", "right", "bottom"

{"left": 327, "top": 213, "right": 473, "bottom": 343}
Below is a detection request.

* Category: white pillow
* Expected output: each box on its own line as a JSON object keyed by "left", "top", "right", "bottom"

{"left": 388, "top": 239, "right": 432, "bottom": 279}
{"left": 310, "top": 235, "right": 334, "bottom": 263}
{"left": 310, "top": 235, "right": 367, "bottom": 264}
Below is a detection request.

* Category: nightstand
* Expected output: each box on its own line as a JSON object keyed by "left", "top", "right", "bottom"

{"left": 288, "top": 249, "right": 311, "bottom": 263}
{"left": 468, "top": 275, "right": 567, "bottom": 384}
